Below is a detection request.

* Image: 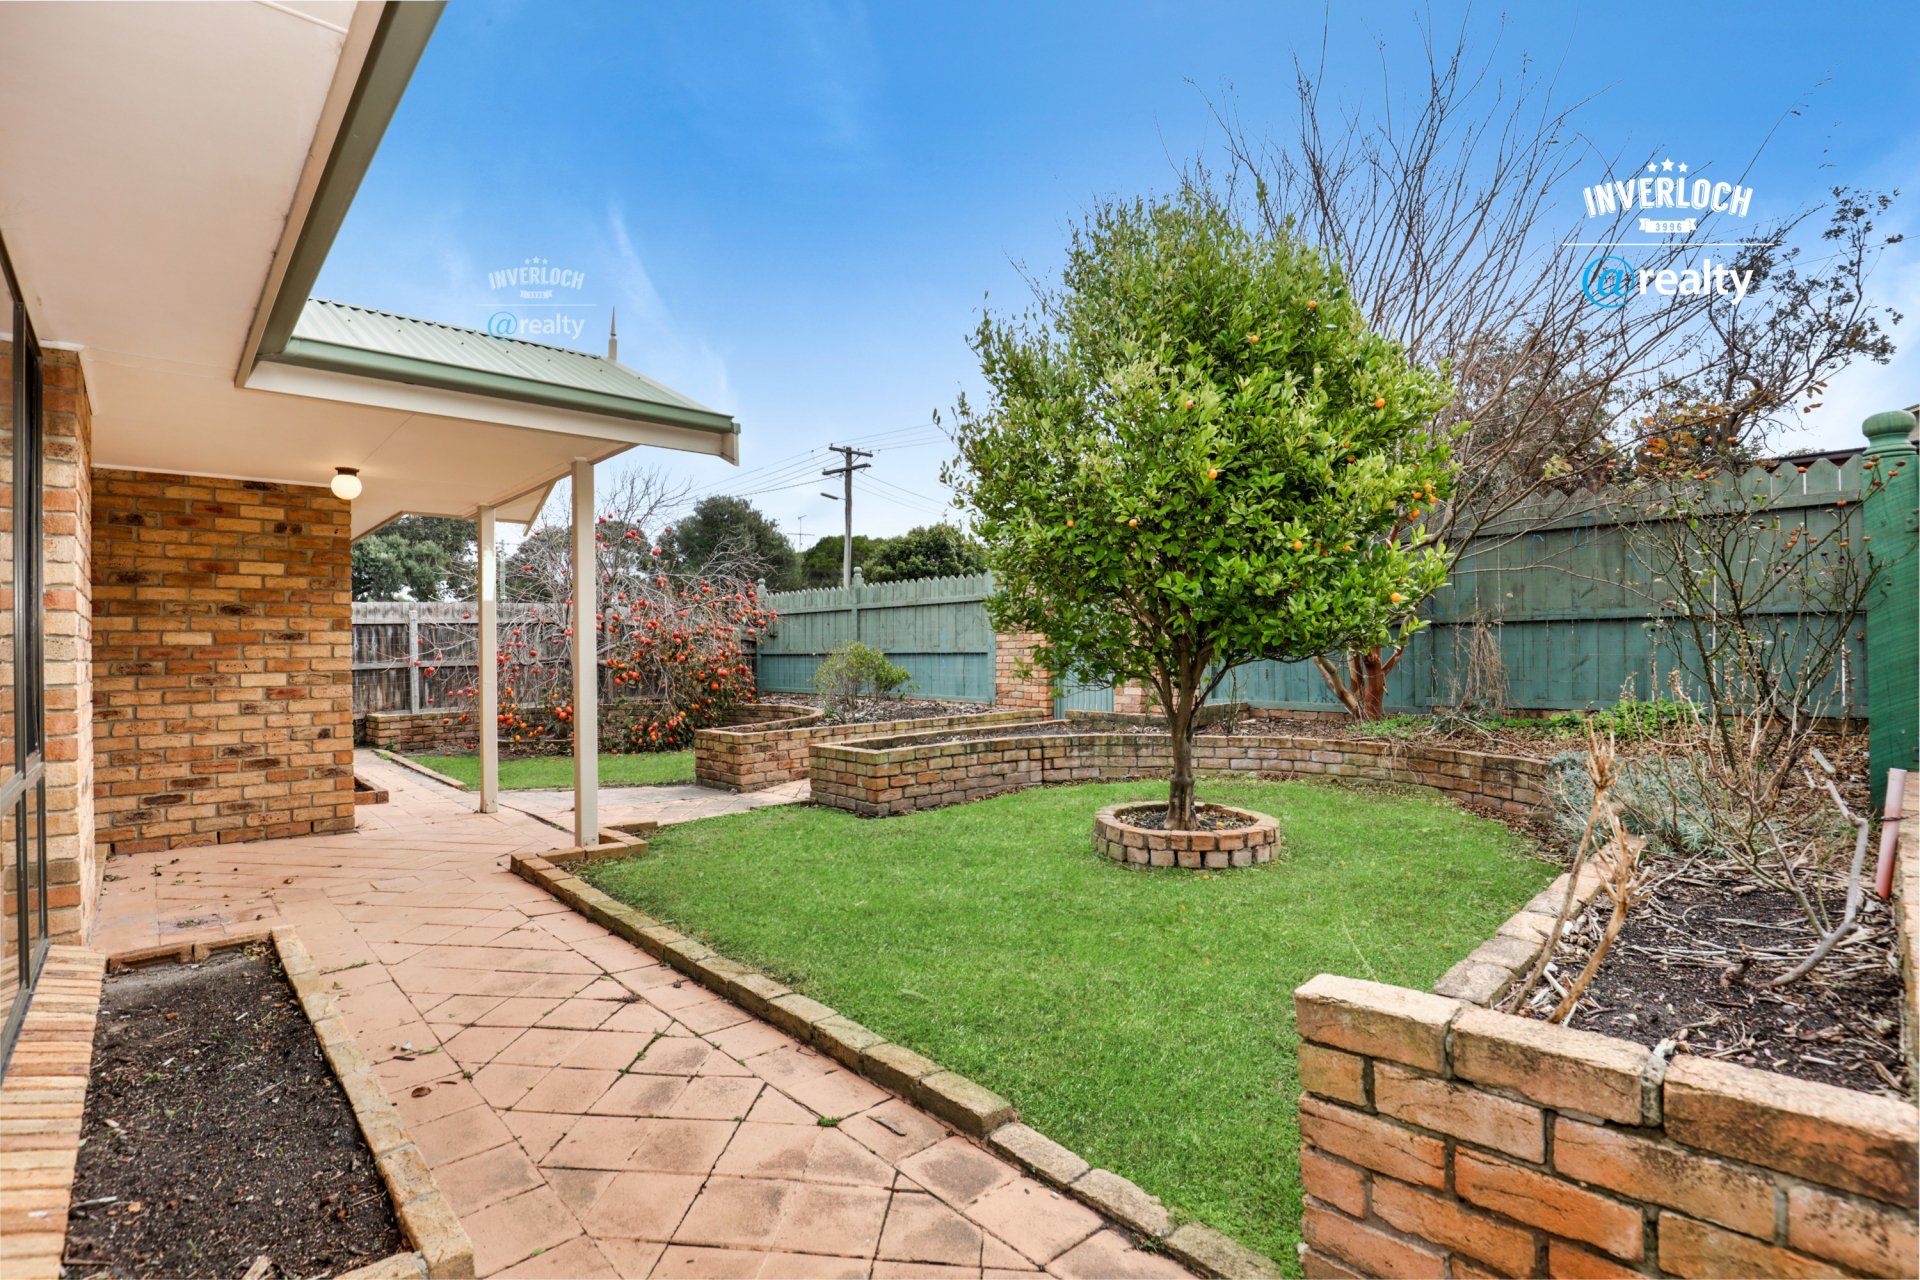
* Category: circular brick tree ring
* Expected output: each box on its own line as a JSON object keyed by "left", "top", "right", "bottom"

{"left": 1092, "top": 802, "right": 1281, "bottom": 870}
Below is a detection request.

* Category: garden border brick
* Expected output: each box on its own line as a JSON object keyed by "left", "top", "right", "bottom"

{"left": 1093, "top": 800, "right": 1281, "bottom": 870}
{"left": 1289, "top": 791, "right": 1920, "bottom": 1279}
{"left": 809, "top": 722, "right": 1550, "bottom": 822}
{"left": 694, "top": 704, "right": 1045, "bottom": 791}
{"left": 0, "top": 945, "right": 106, "bottom": 1280}
{"left": 96, "top": 929, "right": 476, "bottom": 1280}
{"left": 508, "top": 848, "right": 1280, "bottom": 1278}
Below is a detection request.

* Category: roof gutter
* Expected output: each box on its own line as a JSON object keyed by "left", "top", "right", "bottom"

{"left": 237, "top": 0, "right": 445, "bottom": 383}
{"left": 274, "top": 336, "right": 741, "bottom": 436}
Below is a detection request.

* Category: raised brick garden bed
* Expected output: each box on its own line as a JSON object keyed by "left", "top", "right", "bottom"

{"left": 1289, "top": 796, "right": 1920, "bottom": 1279}
{"left": 694, "top": 704, "right": 1046, "bottom": 791}
{"left": 810, "top": 721, "right": 1548, "bottom": 819}
{"left": 1093, "top": 801, "right": 1280, "bottom": 869}
{"left": 357, "top": 699, "right": 678, "bottom": 755}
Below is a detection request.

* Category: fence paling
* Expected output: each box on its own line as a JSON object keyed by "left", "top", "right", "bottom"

{"left": 754, "top": 570, "right": 998, "bottom": 702}
{"left": 361, "top": 453, "right": 1882, "bottom": 718}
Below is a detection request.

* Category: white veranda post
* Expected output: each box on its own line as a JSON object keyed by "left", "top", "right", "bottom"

{"left": 571, "top": 458, "right": 599, "bottom": 844}
{"left": 476, "top": 504, "right": 499, "bottom": 815}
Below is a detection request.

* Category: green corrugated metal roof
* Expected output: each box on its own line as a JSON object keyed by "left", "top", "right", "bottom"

{"left": 279, "top": 299, "right": 737, "bottom": 434}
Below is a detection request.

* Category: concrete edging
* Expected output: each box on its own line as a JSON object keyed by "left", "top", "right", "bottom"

{"left": 508, "top": 851, "right": 1281, "bottom": 1278}
{"left": 104, "top": 930, "right": 476, "bottom": 1280}
{"left": 373, "top": 749, "right": 472, "bottom": 792}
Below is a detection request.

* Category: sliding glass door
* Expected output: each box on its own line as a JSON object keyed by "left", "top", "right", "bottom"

{"left": 0, "top": 232, "right": 50, "bottom": 1073}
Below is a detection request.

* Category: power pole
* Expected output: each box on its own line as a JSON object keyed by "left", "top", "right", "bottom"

{"left": 822, "top": 444, "right": 871, "bottom": 587}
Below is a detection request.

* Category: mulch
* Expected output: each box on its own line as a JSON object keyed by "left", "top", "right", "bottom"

{"left": 1117, "top": 803, "right": 1258, "bottom": 832}
{"left": 1518, "top": 867, "right": 1909, "bottom": 1097}
{"left": 779, "top": 694, "right": 992, "bottom": 725}
{"left": 63, "top": 946, "right": 404, "bottom": 1280}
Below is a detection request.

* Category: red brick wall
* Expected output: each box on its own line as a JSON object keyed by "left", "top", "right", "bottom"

{"left": 1294, "top": 975, "right": 1918, "bottom": 1278}
{"left": 993, "top": 631, "right": 1053, "bottom": 712}
{"left": 0, "top": 347, "right": 96, "bottom": 943}
{"left": 91, "top": 471, "right": 354, "bottom": 854}
{"left": 694, "top": 706, "right": 1040, "bottom": 792}
{"left": 810, "top": 729, "right": 1549, "bottom": 820}
{"left": 42, "top": 353, "right": 94, "bottom": 938}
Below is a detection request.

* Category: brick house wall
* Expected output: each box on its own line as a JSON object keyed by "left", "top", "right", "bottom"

{"left": 91, "top": 471, "right": 354, "bottom": 854}
{"left": 0, "top": 347, "right": 96, "bottom": 945}
{"left": 42, "top": 353, "right": 94, "bottom": 939}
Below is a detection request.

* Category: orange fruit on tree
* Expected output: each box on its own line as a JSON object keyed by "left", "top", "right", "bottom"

{"left": 1372, "top": 398, "right": 1386, "bottom": 409}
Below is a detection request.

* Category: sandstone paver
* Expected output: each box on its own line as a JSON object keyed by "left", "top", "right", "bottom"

{"left": 88, "top": 751, "right": 1194, "bottom": 1278}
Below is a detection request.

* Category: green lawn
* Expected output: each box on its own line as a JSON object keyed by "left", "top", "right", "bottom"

{"left": 410, "top": 750, "right": 694, "bottom": 790}
{"left": 582, "top": 778, "right": 1553, "bottom": 1270}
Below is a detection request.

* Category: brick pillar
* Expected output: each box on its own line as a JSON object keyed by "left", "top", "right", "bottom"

{"left": 41, "top": 351, "right": 93, "bottom": 942}
{"left": 1862, "top": 409, "right": 1917, "bottom": 806}
{"left": 1113, "top": 683, "right": 1152, "bottom": 716}
{"left": 993, "top": 630, "right": 1053, "bottom": 712}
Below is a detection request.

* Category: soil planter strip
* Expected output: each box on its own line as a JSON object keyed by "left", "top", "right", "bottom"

{"left": 66, "top": 945, "right": 405, "bottom": 1280}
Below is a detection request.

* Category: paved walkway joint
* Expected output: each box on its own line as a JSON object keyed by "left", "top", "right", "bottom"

{"left": 91, "top": 752, "right": 1192, "bottom": 1279}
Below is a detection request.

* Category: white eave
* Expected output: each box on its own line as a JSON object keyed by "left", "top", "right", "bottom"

{"left": 0, "top": 0, "right": 736, "bottom": 538}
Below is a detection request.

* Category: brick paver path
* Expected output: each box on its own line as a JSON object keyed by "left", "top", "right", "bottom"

{"left": 91, "top": 753, "right": 1191, "bottom": 1279}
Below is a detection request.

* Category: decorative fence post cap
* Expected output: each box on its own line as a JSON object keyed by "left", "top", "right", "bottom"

{"left": 853, "top": 567, "right": 866, "bottom": 586}
{"left": 1861, "top": 408, "right": 1917, "bottom": 445}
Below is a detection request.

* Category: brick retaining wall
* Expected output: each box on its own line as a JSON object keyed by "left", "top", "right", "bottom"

{"left": 1289, "top": 787, "right": 1920, "bottom": 1279}
{"left": 1293, "top": 974, "right": 1918, "bottom": 1278}
{"left": 809, "top": 725, "right": 1550, "bottom": 820}
{"left": 357, "top": 700, "right": 690, "bottom": 755}
{"left": 694, "top": 706, "right": 1045, "bottom": 792}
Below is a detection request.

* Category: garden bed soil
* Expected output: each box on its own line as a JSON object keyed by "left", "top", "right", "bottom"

{"left": 64, "top": 946, "right": 404, "bottom": 1280}
{"left": 777, "top": 692, "right": 990, "bottom": 725}
{"left": 1524, "top": 868, "right": 1909, "bottom": 1098}
{"left": 1118, "top": 803, "right": 1259, "bottom": 832}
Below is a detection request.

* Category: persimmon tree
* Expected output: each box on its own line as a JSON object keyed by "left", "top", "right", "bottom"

{"left": 947, "top": 189, "right": 1457, "bottom": 827}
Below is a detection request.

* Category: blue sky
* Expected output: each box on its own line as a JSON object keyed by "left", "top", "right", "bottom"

{"left": 316, "top": 0, "right": 1920, "bottom": 541}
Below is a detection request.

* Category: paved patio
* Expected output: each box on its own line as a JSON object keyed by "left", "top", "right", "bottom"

{"left": 91, "top": 753, "right": 1191, "bottom": 1279}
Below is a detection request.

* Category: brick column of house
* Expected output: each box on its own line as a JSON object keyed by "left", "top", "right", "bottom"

{"left": 91, "top": 471, "right": 354, "bottom": 856}
{"left": 993, "top": 630, "right": 1053, "bottom": 712}
{"left": 41, "top": 351, "right": 94, "bottom": 942}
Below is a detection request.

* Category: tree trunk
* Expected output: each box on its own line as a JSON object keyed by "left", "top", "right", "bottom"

{"left": 1354, "top": 650, "right": 1388, "bottom": 720}
{"left": 1165, "top": 680, "right": 1198, "bottom": 829}
{"left": 1314, "top": 646, "right": 1393, "bottom": 721}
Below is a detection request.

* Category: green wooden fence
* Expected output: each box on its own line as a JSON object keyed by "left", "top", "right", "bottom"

{"left": 756, "top": 570, "right": 998, "bottom": 701}
{"left": 759, "top": 453, "right": 1884, "bottom": 716}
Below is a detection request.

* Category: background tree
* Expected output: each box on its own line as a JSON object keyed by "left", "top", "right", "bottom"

{"left": 800, "top": 533, "right": 883, "bottom": 587}
{"left": 863, "top": 523, "right": 988, "bottom": 582}
{"left": 352, "top": 515, "right": 475, "bottom": 600}
{"left": 663, "top": 495, "right": 801, "bottom": 589}
{"left": 1212, "top": 22, "right": 1900, "bottom": 717}
{"left": 948, "top": 188, "right": 1457, "bottom": 826}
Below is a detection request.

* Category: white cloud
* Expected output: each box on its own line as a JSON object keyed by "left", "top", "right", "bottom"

{"left": 602, "top": 204, "right": 736, "bottom": 413}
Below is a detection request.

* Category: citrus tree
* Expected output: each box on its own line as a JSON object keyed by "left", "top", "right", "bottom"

{"left": 947, "top": 189, "right": 1457, "bottom": 827}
